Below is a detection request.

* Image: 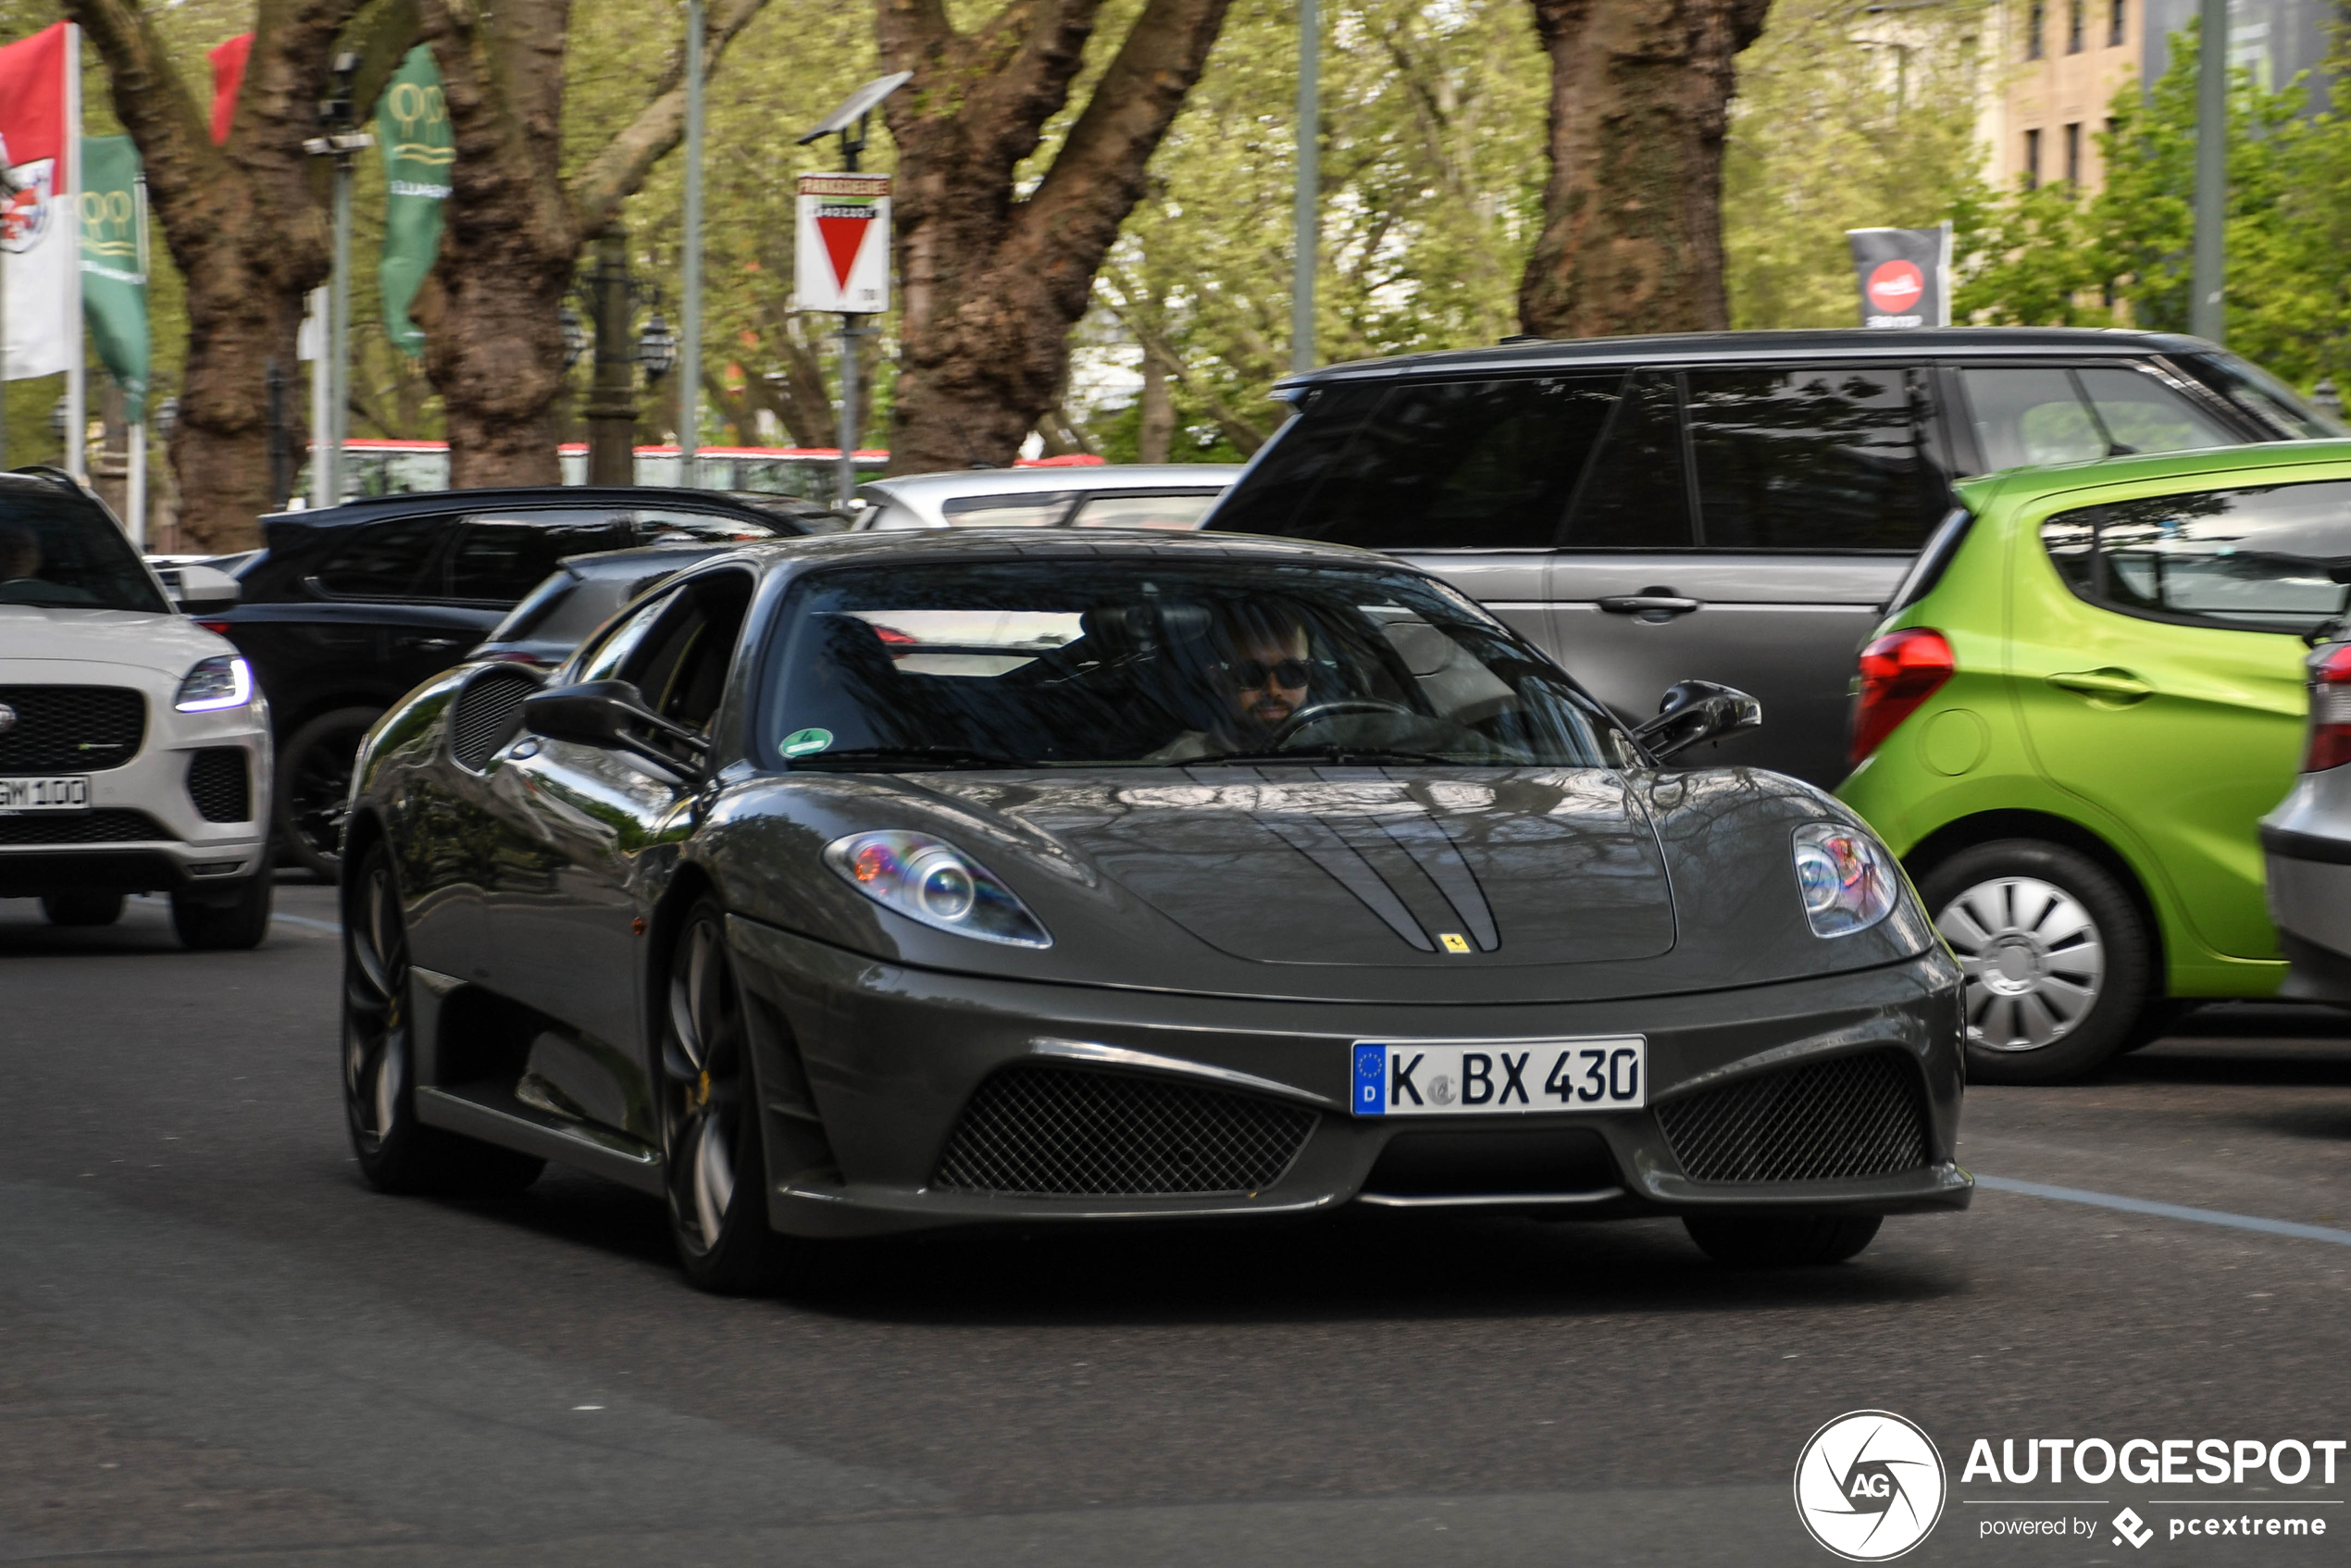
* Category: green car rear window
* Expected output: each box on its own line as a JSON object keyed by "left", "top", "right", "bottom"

{"left": 2042, "top": 479, "right": 2351, "bottom": 634}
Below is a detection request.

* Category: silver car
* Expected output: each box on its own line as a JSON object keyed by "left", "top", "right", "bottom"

{"left": 852, "top": 464, "right": 1241, "bottom": 532}
{"left": 2260, "top": 626, "right": 2351, "bottom": 998}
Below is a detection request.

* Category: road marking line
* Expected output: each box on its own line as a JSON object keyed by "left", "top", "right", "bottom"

{"left": 1977, "top": 1173, "right": 2351, "bottom": 1248}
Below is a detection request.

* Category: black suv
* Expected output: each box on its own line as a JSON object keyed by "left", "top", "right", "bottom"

{"left": 1208, "top": 328, "right": 2337, "bottom": 785}
{"left": 206, "top": 486, "right": 827, "bottom": 876}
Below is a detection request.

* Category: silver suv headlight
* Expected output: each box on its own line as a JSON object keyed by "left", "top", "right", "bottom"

{"left": 174, "top": 654, "right": 253, "bottom": 712}
{"left": 1792, "top": 821, "right": 1897, "bottom": 937}
{"left": 825, "top": 830, "right": 1051, "bottom": 948}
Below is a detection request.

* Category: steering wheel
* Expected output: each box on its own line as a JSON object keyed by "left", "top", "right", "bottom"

{"left": 1268, "top": 698, "right": 1415, "bottom": 747}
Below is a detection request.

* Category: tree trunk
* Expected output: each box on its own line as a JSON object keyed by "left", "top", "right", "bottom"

{"left": 1516, "top": 0, "right": 1770, "bottom": 339}
{"left": 1137, "top": 350, "right": 1174, "bottom": 462}
{"left": 417, "top": 0, "right": 768, "bottom": 490}
{"left": 68, "top": 0, "right": 414, "bottom": 548}
{"left": 879, "top": 0, "right": 1235, "bottom": 476}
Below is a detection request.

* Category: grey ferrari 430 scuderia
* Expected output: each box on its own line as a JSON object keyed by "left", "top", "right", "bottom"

{"left": 342, "top": 529, "right": 1970, "bottom": 1290}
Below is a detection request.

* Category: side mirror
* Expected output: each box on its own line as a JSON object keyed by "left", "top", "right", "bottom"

{"left": 522, "top": 678, "right": 708, "bottom": 775}
{"left": 1635, "top": 679, "right": 1762, "bottom": 762}
{"left": 162, "top": 563, "right": 241, "bottom": 614}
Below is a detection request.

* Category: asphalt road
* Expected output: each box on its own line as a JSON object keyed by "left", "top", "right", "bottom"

{"left": 5, "top": 883, "right": 2351, "bottom": 1567}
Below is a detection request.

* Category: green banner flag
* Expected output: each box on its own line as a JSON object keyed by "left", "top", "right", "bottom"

{"left": 78, "top": 134, "right": 148, "bottom": 423}
{"left": 377, "top": 45, "right": 452, "bottom": 357}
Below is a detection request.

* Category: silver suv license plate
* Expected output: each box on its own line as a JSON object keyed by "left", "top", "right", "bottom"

{"left": 0, "top": 776, "right": 92, "bottom": 812}
{"left": 1350, "top": 1037, "right": 1647, "bottom": 1116}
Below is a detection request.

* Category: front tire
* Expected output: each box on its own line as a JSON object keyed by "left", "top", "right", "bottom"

{"left": 41, "top": 890, "right": 124, "bottom": 927}
{"left": 660, "top": 900, "right": 792, "bottom": 1292}
{"left": 277, "top": 706, "right": 380, "bottom": 881}
{"left": 342, "top": 843, "right": 543, "bottom": 1197}
{"left": 171, "top": 875, "right": 272, "bottom": 950}
{"left": 1918, "top": 840, "right": 2154, "bottom": 1086}
{"left": 1684, "top": 1213, "right": 1882, "bottom": 1266}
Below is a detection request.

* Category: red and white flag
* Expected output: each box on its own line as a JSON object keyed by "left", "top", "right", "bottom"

{"left": 1, "top": 20, "right": 77, "bottom": 380}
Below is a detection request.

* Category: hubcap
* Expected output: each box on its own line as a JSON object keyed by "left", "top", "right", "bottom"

{"left": 343, "top": 858, "right": 407, "bottom": 1147}
{"left": 665, "top": 918, "right": 744, "bottom": 1254}
{"left": 1935, "top": 876, "right": 2105, "bottom": 1052}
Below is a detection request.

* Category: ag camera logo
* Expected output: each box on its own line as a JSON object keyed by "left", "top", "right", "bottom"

{"left": 1795, "top": 1411, "right": 1947, "bottom": 1561}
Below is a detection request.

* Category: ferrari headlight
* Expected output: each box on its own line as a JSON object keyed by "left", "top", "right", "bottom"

{"left": 1792, "top": 821, "right": 1897, "bottom": 937}
{"left": 824, "top": 830, "right": 1051, "bottom": 948}
{"left": 174, "top": 654, "right": 253, "bottom": 712}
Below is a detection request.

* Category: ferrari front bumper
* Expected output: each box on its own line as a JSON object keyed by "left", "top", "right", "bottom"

{"left": 727, "top": 916, "right": 1972, "bottom": 1239}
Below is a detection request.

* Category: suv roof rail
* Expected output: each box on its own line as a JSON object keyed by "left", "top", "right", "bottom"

{"left": 7, "top": 464, "right": 89, "bottom": 497}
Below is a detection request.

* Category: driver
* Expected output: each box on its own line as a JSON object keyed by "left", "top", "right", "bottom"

{"left": 1146, "top": 604, "right": 1312, "bottom": 763}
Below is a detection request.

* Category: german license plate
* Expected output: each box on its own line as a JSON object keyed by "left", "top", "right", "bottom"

{"left": 0, "top": 776, "right": 90, "bottom": 813}
{"left": 1350, "top": 1037, "right": 1647, "bottom": 1116}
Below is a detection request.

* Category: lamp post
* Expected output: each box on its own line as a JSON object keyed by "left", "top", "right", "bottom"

{"left": 304, "top": 51, "right": 373, "bottom": 505}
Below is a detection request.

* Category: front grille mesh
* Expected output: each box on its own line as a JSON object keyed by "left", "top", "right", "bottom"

{"left": 449, "top": 667, "right": 538, "bottom": 772}
{"left": 934, "top": 1066, "right": 1318, "bottom": 1197}
{"left": 1657, "top": 1051, "right": 1929, "bottom": 1184}
{"left": 0, "top": 809, "right": 169, "bottom": 845}
{"left": 185, "top": 748, "right": 251, "bottom": 823}
{"left": 0, "top": 685, "right": 145, "bottom": 771}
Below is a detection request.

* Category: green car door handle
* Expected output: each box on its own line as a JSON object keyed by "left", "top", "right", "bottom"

{"left": 2046, "top": 667, "right": 2154, "bottom": 702}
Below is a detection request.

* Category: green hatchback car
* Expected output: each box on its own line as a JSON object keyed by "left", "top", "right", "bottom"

{"left": 1839, "top": 440, "right": 2351, "bottom": 1083}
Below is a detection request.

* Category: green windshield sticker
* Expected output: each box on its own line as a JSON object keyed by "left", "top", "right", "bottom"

{"left": 780, "top": 727, "right": 834, "bottom": 758}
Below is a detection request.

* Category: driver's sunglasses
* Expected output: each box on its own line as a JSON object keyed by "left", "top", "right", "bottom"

{"left": 1221, "top": 657, "right": 1312, "bottom": 691}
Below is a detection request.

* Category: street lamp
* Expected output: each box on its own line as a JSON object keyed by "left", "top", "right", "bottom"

{"left": 639, "top": 313, "right": 678, "bottom": 382}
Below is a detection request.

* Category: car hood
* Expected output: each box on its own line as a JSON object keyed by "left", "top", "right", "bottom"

{"left": 0, "top": 605, "right": 233, "bottom": 678}
{"left": 703, "top": 765, "right": 1939, "bottom": 1006}
{"left": 928, "top": 770, "right": 1673, "bottom": 966}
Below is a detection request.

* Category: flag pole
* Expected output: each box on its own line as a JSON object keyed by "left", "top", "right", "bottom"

{"left": 127, "top": 165, "right": 147, "bottom": 544}
{"left": 679, "top": 0, "right": 703, "bottom": 490}
{"left": 63, "top": 21, "right": 85, "bottom": 480}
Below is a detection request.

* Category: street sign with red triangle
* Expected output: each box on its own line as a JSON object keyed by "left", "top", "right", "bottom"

{"left": 796, "top": 173, "right": 890, "bottom": 315}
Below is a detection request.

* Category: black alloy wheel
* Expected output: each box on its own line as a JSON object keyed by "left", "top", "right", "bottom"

{"left": 342, "top": 842, "right": 542, "bottom": 1196}
{"left": 661, "top": 900, "right": 791, "bottom": 1291}
{"left": 1683, "top": 1213, "right": 1883, "bottom": 1266}
{"left": 277, "top": 706, "right": 381, "bottom": 881}
{"left": 40, "top": 890, "right": 124, "bottom": 927}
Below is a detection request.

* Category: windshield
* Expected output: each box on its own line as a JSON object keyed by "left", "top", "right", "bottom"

{"left": 764, "top": 558, "right": 1642, "bottom": 770}
{"left": 0, "top": 488, "right": 168, "bottom": 612}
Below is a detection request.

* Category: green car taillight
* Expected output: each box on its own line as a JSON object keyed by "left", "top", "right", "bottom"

{"left": 1850, "top": 628, "right": 1955, "bottom": 765}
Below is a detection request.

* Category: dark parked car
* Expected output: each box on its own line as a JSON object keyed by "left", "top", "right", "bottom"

{"left": 205, "top": 486, "right": 827, "bottom": 877}
{"left": 342, "top": 529, "right": 1966, "bottom": 1289}
{"left": 1209, "top": 327, "right": 2340, "bottom": 787}
{"left": 469, "top": 542, "right": 742, "bottom": 669}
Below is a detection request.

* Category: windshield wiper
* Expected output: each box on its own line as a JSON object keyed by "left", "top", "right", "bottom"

{"left": 1181, "top": 745, "right": 1481, "bottom": 767}
{"left": 789, "top": 745, "right": 1026, "bottom": 771}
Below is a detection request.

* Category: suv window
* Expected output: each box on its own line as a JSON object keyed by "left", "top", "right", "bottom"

{"left": 1068, "top": 491, "right": 1224, "bottom": 529}
{"left": 1563, "top": 370, "right": 1693, "bottom": 547}
{"left": 0, "top": 487, "right": 168, "bottom": 612}
{"left": 2041, "top": 479, "right": 2351, "bottom": 634}
{"left": 939, "top": 492, "right": 1077, "bottom": 528}
{"left": 1685, "top": 366, "right": 1945, "bottom": 550}
{"left": 1205, "top": 381, "right": 1385, "bottom": 539}
{"left": 1964, "top": 366, "right": 2239, "bottom": 471}
{"left": 633, "top": 508, "right": 789, "bottom": 542}
{"left": 314, "top": 514, "right": 450, "bottom": 598}
{"left": 1287, "top": 374, "right": 1620, "bottom": 550}
{"left": 447, "top": 510, "right": 639, "bottom": 604}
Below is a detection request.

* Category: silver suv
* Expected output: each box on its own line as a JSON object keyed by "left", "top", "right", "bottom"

{"left": 1210, "top": 328, "right": 2336, "bottom": 785}
{"left": 0, "top": 469, "right": 272, "bottom": 948}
